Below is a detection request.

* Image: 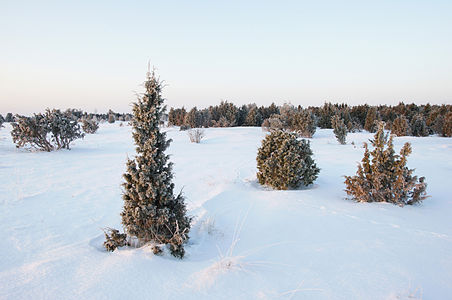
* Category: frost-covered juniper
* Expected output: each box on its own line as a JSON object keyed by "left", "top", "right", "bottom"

{"left": 104, "top": 68, "right": 191, "bottom": 258}
{"left": 344, "top": 121, "right": 427, "bottom": 206}
{"left": 391, "top": 115, "right": 411, "bottom": 136}
{"left": 11, "top": 109, "right": 84, "bottom": 151}
{"left": 257, "top": 130, "right": 320, "bottom": 190}
{"left": 81, "top": 118, "right": 99, "bottom": 134}
{"left": 331, "top": 114, "right": 347, "bottom": 144}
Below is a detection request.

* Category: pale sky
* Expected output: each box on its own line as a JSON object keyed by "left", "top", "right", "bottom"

{"left": 1, "top": 0, "right": 451, "bottom": 115}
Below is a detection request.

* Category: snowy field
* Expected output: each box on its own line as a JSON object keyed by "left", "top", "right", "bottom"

{"left": 1, "top": 122, "right": 451, "bottom": 300}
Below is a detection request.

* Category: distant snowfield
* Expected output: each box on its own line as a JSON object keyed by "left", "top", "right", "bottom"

{"left": 1, "top": 123, "right": 451, "bottom": 299}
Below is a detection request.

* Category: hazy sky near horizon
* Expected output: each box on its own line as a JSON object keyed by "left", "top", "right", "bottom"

{"left": 1, "top": 0, "right": 451, "bottom": 115}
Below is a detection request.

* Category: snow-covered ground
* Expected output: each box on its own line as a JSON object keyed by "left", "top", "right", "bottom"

{"left": 1, "top": 122, "right": 451, "bottom": 299}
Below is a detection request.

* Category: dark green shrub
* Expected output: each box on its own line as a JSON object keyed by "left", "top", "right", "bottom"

{"left": 257, "top": 130, "right": 320, "bottom": 190}
{"left": 410, "top": 113, "right": 429, "bottom": 137}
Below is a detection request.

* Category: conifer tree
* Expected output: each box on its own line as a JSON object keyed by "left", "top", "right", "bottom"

{"left": 106, "top": 68, "right": 191, "bottom": 258}
{"left": 11, "top": 109, "right": 84, "bottom": 151}
{"left": 184, "top": 107, "right": 203, "bottom": 128}
{"left": 5, "top": 113, "right": 14, "bottom": 123}
{"left": 391, "top": 115, "right": 410, "bottom": 136}
{"left": 410, "top": 113, "right": 429, "bottom": 137}
{"left": 245, "top": 105, "right": 263, "bottom": 126}
{"left": 257, "top": 130, "right": 320, "bottom": 190}
{"left": 331, "top": 114, "right": 347, "bottom": 144}
{"left": 317, "top": 102, "right": 337, "bottom": 128}
{"left": 292, "top": 109, "right": 316, "bottom": 138}
{"left": 442, "top": 112, "right": 452, "bottom": 137}
{"left": 344, "top": 122, "right": 427, "bottom": 206}
{"left": 364, "top": 107, "right": 378, "bottom": 132}
{"left": 81, "top": 118, "right": 99, "bottom": 134}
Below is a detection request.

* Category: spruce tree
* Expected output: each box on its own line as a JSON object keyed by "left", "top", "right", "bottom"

{"left": 107, "top": 68, "right": 191, "bottom": 258}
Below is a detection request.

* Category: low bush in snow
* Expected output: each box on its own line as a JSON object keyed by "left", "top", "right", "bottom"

{"left": 103, "top": 228, "right": 128, "bottom": 252}
{"left": 344, "top": 122, "right": 427, "bottom": 206}
{"left": 257, "top": 130, "right": 320, "bottom": 190}
{"left": 81, "top": 118, "right": 99, "bottom": 134}
{"left": 188, "top": 128, "right": 205, "bottom": 143}
{"left": 261, "top": 115, "right": 284, "bottom": 132}
{"left": 11, "top": 109, "right": 84, "bottom": 151}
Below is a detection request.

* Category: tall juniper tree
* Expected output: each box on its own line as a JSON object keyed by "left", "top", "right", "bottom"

{"left": 105, "top": 68, "right": 191, "bottom": 258}
{"left": 331, "top": 114, "right": 347, "bottom": 144}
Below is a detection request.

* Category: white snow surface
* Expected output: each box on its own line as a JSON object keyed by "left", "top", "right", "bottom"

{"left": 1, "top": 122, "right": 451, "bottom": 299}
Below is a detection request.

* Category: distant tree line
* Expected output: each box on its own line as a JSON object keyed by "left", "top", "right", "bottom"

{"left": 167, "top": 101, "right": 452, "bottom": 137}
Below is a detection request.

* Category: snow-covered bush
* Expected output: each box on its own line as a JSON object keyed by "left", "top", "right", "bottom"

{"left": 81, "top": 118, "right": 99, "bottom": 134}
{"left": 5, "top": 112, "right": 14, "bottom": 122}
{"left": 106, "top": 68, "right": 191, "bottom": 258}
{"left": 180, "top": 124, "right": 191, "bottom": 131}
{"left": 391, "top": 115, "right": 411, "bottom": 136}
{"left": 188, "top": 128, "right": 205, "bottom": 143}
{"left": 257, "top": 130, "right": 320, "bottom": 190}
{"left": 103, "top": 228, "right": 128, "bottom": 252}
{"left": 108, "top": 113, "right": 115, "bottom": 123}
{"left": 331, "top": 114, "right": 347, "bottom": 144}
{"left": 344, "top": 122, "right": 427, "bottom": 206}
{"left": 291, "top": 109, "right": 316, "bottom": 138}
{"left": 261, "top": 115, "right": 284, "bottom": 132}
{"left": 11, "top": 109, "right": 84, "bottom": 151}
